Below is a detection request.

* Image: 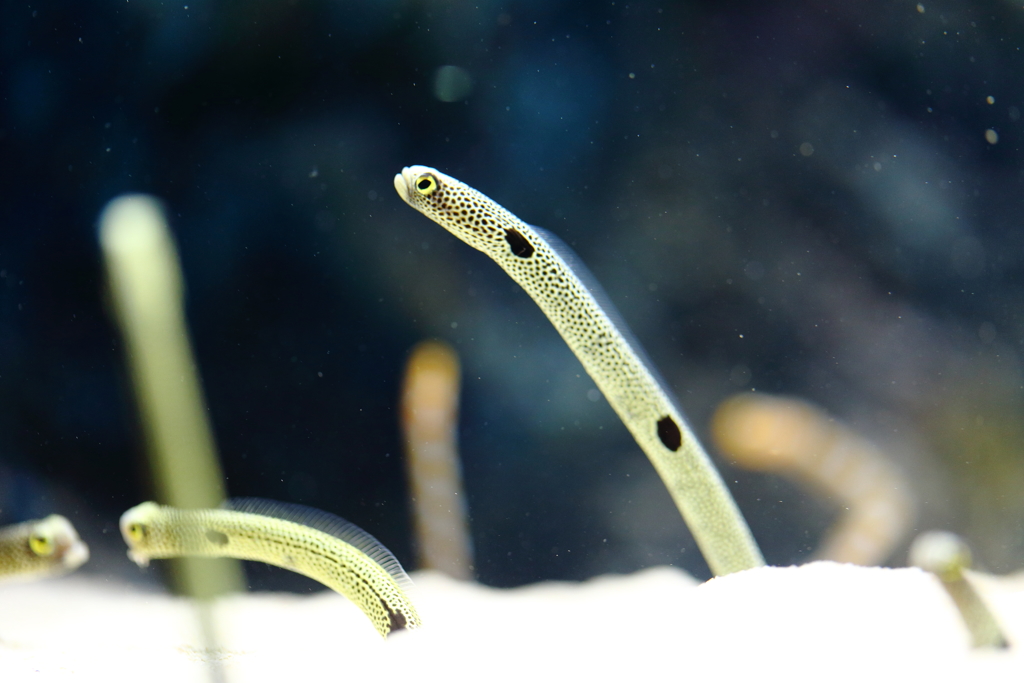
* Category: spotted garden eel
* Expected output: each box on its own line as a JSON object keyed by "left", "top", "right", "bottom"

{"left": 120, "top": 499, "right": 421, "bottom": 638}
{"left": 0, "top": 514, "right": 90, "bottom": 582}
{"left": 394, "top": 166, "right": 764, "bottom": 576}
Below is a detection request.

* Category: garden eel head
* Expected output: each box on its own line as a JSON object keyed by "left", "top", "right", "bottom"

{"left": 394, "top": 166, "right": 529, "bottom": 258}
{"left": 8, "top": 514, "right": 90, "bottom": 577}
{"left": 909, "top": 530, "right": 973, "bottom": 583}
{"left": 120, "top": 501, "right": 161, "bottom": 567}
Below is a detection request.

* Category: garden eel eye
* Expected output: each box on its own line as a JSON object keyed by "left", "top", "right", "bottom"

{"left": 29, "top": 533, "right": 55, "bottom": 557}
{"left": 414, "top": 173, "right": 438, "bottom": 196}
{"left": 127, "top": 522, "right": 146, "bottom": 542}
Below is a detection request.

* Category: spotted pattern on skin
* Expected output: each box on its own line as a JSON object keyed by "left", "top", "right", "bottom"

{"left": 120, "top": 503, "right": 420, "bottom": 638}
{"left": 394, "top": 165, "right": 764, "bottom": 576}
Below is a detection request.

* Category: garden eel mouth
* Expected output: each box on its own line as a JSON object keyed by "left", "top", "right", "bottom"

{"left": 395, "top": 165, "right": 764, "bottom": 576}
{"left": 120, "top": 499, "right": 420, "bottom": 638}
{"left": 0, "top": 514, "right": 89, "bottom": 582}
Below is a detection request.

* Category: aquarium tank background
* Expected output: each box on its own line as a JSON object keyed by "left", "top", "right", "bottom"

{"left": 0, "top": 0, "right": 1021, "bottom": 590}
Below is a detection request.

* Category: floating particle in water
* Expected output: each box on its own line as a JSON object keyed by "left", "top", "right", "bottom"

{"left": 729, "top": 364, "right": 752, "bottom": 387}
{"left": 978, "top": 322, "right": 997, "bottom": 345}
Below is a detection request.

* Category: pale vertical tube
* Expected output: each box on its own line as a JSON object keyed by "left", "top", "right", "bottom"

{"left": 99, "top": 194, "right": 244, "bottom": 600}
{"left": 400, "top": 340, "right": 473, "bottom": 580}
{"left": 711, "top": 393, "right": 915, "bottom": 566}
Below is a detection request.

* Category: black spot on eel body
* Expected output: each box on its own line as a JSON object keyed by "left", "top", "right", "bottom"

{"left": 205, "top": 529, "right": 229, "bottom": 546}
{"left": 657, "top": 416, "right": 682, "bottom": 451}
{"left": 384, "top": 599, "right": 408, "bottom": 634}
{"left": 504, "top": 228, "right": 535, "bottom": 258}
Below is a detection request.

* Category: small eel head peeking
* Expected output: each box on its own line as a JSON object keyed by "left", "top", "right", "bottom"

{"left": 120, "top": 501, "right": 160, "bottom": 567}
{"left": 394, "top": 165, "right": 534, "bottom": 260}
{"left": 11, "top": 515, "right": 90, "bottom": 578}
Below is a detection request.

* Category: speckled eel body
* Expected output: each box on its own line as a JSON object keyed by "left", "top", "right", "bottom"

{"left": 0, "top": 514, "right": 89, "bottom": 582}
{"left": 120, "top": 499, "right": 420, "bottom": 638}
{"left": 394, "top": 166, "right": 764, "bottom": 576}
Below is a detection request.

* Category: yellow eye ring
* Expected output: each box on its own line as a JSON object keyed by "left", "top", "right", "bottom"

{"left": 127, "top": 523, "right": 146, "bottom": 543}
{"left": 414, "top": 174, "right": 438, "bottom": 196}
{"left": 29, "top": 534, "right": 55, "bottom": 557}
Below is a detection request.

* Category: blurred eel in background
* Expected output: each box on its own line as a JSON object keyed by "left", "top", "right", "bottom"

{"left": 99, "top": 194, "right": 244, "bottom": 599}
{"left": 400, "top": 340, "right": 473, "bottom": 580}
{"left": 711, "top": 393, "right": 915, "bottom": 566}
{"left": 0, "top": 514, "right": 89, "bottom": 582}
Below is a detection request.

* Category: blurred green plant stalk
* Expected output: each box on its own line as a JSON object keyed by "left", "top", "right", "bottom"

{"left": 100, "top": 195, "right": 244, "bottom": 599}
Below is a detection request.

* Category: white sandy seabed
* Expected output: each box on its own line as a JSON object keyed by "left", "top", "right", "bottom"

{"left": 0, "top": 561, "right": 1021, "bottom": 682}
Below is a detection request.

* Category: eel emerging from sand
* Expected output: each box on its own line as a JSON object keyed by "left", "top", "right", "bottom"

{"left": 910, "top": 530, "right": 1009, "bottom": 649}
{"left": 0, "top": 514, "right": 89, "bottom": 582}
{"left": 120, "top": 499, "right": 420, "bottom": 638}
{"left": 394, "top": 166, "right": 763, "bottom": 576}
